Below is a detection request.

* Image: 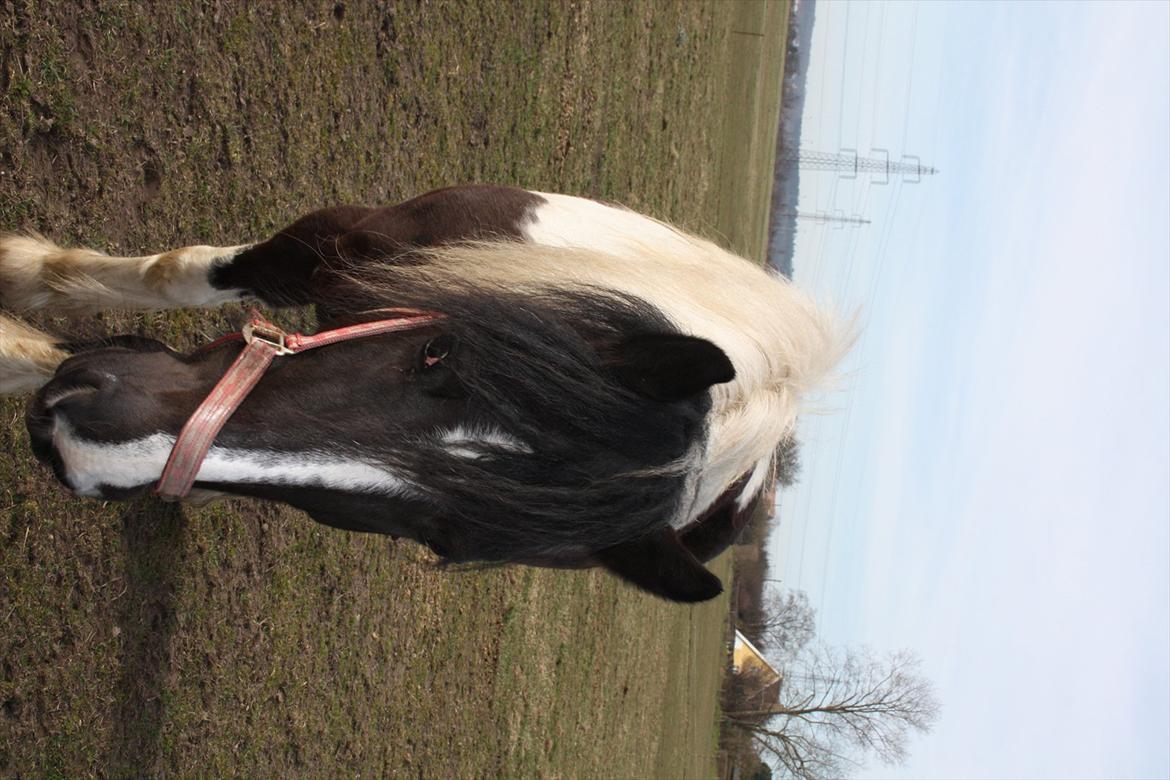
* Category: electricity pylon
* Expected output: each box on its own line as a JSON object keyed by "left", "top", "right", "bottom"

{"left": 779, "top": 147, "right": 938, "bottom": 184}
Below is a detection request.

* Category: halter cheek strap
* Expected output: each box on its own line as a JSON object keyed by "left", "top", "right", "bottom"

{"left": 154, "top": 309, "right": 444, "bottom": 501}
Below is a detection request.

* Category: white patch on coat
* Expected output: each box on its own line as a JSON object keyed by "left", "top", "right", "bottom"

{"left": 51, "top": 419, "right": 413, "bottom": 499}
{"left": 523, "top": 192, "right": 701, "bottom": 260}
{"left": 0, "top": 233, "right": 249, "bottom": 314}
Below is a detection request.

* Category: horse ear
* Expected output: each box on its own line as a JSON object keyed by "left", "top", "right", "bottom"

{"left": 595, "top": 526, "right": 724, "bottom": 603}
{"left": 610, "top": 334, "right": 735, "bottom": 402}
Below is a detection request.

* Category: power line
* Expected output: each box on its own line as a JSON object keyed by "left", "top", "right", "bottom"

{"left": 900, "top": 2, "right": 921, "bottom": 151}
{"left": 814, "top": 180, "right": 906, "bottom": 614}
{"left": 836, "top": 2, "right": 852, "bottom": 149}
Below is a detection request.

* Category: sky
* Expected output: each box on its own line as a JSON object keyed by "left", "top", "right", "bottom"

{"left": 768, "top": 2, "right": 1170, "bottom": 778}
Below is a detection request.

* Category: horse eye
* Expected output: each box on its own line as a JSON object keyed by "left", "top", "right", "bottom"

{"left": 422, "top": 339, "right": 449, "bottom": 368}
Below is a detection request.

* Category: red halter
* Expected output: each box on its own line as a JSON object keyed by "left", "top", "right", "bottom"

{"left": 154, "top": 309, "right": 445, "bottom": 501}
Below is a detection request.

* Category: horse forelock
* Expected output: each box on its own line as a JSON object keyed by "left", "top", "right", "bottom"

{"left": 316, "top": 279, "right": 712, "bottom": 561}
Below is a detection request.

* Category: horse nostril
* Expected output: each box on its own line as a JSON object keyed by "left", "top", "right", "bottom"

{"left": 42, "top": 384, "right": 98, "bottom": 410}
{"left": 41, "top": 368, "right": 116, "bottom": 410}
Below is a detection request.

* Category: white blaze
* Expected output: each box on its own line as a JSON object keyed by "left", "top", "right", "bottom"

{"left": 50, "top": 418, "right": 412, "bottom": 499}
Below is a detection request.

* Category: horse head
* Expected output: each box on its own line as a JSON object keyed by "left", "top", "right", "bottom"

{"left": 27, "top": 287, "right": 734, "bottom": 602}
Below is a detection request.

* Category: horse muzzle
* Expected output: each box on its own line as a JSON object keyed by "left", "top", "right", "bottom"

{"left": 27, "top": 360, "right": 124, "bottom": 494}
{"left": 25, "top": 345, "right": 209, "bottom": 497}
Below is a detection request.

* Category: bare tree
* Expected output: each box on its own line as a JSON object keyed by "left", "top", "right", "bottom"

{"left": 725, "top": 647, "right": 940, "bottom": 780}
{"left": 738, "top": 589, "right": 816, "bottom": 662}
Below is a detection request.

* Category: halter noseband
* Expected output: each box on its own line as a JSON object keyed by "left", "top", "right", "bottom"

{"left": 154, "top": 309, "right": 445, "bottom": 501}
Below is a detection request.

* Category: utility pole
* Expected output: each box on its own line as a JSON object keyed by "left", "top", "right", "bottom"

{"left": 780, "top": 209, "right": 871, "bottom": 228}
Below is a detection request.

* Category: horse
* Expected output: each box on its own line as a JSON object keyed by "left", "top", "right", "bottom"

{"left": 0, "top": 185, "right": 847, "bottom": 602}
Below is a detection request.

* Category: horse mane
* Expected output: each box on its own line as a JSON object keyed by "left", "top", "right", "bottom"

{"left": 330, "top": 232, "right": 853, "bottom": 524}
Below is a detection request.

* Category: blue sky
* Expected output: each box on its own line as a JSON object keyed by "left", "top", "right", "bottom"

{"left": 769, "top": 2, "right": 1169, "bottom": 778}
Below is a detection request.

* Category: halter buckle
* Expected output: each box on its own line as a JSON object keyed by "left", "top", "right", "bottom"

{"left": 242, "top": 321, "right": 294, "bottom": 355}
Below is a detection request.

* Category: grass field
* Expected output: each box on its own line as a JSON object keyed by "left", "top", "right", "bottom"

{"left": 0, "top": 1, "right": 788, "bottom": 776}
